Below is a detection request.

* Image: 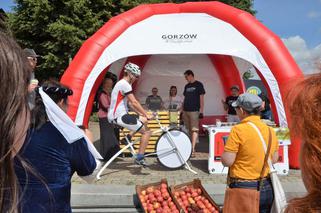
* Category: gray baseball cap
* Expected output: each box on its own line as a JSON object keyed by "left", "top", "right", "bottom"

{"left": 23, "top": 48, "right": 40, "bottom": 58}
{"left": 232, "top": 93, "right": 262, "bottom": 112}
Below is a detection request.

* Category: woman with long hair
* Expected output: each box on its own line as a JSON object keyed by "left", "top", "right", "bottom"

{"left": 285, "top": 74, "right": 321, "bottom": 212}
{"left": 164, "top": 85, "right": 183, "bottom": 111}
{"left": 0, "top": 32, "right": 31, "bottom": 213}
{"left": 15, "top": 81, "right": 97, "bottom": 213}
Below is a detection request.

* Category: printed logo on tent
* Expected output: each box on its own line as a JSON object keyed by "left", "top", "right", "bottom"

{"left": 246, "top": 86, "right": 262, "bottom": 95}
{"left": 161, "top": 33, "right": 198, "bottom": 43}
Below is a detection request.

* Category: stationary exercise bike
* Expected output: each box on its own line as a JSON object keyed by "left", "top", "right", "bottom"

{"left": 96, "top": 112, "right": 197, "bottom": 180}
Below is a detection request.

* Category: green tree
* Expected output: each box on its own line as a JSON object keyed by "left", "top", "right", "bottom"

{"left": 8, "top": 0, "right": 254, "bottom": 80}
{"left": 8, "top": 0, "right": 114, "bottom": 80}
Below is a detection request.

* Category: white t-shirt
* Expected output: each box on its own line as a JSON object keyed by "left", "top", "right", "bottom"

{"left": 108, "top": 79, "right": 132, "bottom": 121}
{"left": 164, "top": 95, "right": 183, "bottom": 110}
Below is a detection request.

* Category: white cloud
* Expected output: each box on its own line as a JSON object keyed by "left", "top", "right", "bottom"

{"left": 282, "top": 36, "right": 321, "bottom": 74}
{"left": 307, "top": 11, "right": 321, "bottom": 18}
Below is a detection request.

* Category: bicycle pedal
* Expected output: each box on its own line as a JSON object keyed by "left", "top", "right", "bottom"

{"left": 135, "top": 159, "right": 149, "bottom": 167}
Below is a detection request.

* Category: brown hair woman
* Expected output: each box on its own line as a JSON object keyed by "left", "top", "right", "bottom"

{"left": 286, "top": 74, "right": 321, "bottom": 212}
{"left": 0, "top": 32, "right": 31, "bottom": 212}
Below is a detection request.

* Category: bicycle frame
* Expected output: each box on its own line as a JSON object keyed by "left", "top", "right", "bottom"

{"left": 96, "top": 114, "right": 197, "bottom": 180}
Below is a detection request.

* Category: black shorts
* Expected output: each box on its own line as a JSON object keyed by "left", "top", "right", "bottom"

{"left": 114, "top": 114, "right": 144, "bottom": 132}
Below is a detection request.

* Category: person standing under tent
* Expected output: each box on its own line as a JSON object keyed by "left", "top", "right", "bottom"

{"left": 164, "top": 85, "right": 183, "bottom": 126}
{"left": 222, "top": 85, "right": 241, "bottom": 123}
{"left": 182, "top": 70, "right": 205, "bottom": 157}
{"left": 164, "top": 85, "right": 183, "bottom": 111}
{"left": 145, "top": 87, "right": 164, "bottom": 111}
{"left": 259, "top": 92, "right": 272, "bottom": 120}
{"left": 108, "top": 62, "right": 153, "bottom": 166}
{"left": 98, "top": 77, "right": 120, "bottom": 161}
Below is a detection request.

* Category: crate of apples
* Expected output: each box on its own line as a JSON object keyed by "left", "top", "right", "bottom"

{"left": 136, "top": 179, "right": 181, "bottom": 213}
{"left": 171, "top": 179, "right": 220, "bottom": 213}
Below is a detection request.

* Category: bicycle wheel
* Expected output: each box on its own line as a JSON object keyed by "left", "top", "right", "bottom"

{"left": 156, "top": 129, "right": 192, "bottom": 169}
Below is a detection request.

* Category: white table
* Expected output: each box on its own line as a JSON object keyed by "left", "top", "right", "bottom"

{"left": 203, "top": 125, "right": 290, "bottom": 175}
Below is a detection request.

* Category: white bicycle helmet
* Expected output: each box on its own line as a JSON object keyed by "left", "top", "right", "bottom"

{"left": 124, "top": 62, "right": 141, "bottom": 77}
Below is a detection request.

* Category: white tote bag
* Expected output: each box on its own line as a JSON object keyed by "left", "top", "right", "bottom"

{"left": 248, "top": 122, "right": 287, "bottom": 213}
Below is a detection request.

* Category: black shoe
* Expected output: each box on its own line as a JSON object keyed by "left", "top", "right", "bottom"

{"left": 135, "top": 158, "right": 149, "bottom": 167}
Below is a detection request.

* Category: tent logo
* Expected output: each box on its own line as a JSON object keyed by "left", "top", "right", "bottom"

{"left": 161, "top": 33, "right": 197, "bottom": 43}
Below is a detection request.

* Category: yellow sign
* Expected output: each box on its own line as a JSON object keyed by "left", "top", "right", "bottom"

{"left": 246, "top": 86, "right": 262, "bottom": 95}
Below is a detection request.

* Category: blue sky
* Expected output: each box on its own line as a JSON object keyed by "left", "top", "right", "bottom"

{"left": 1, "top": 0, "right": 321, "bottom": 73}
{"left": 254, "top": 0, "right": 321, "bottom": 49}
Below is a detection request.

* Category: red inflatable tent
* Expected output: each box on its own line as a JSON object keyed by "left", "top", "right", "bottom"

{"left": 61, "top": 2, "right": 303, "bottom": 168}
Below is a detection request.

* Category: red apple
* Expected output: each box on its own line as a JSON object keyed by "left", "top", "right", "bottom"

{"left": 185, "top": 186, "right": 191, "bottom": 193}
{"left": 196, "top": 188, "right": 202, "bottom": 195}
{"left": 209, "top": 206, "right": 216, "bottom": 212}
{"left": 163, "top": 192, "right": 170, "bottom": 200}
{"left": 195, "top": 196, "right": 201, "bottom": 201}
{"left": 139, "top": 195, "right": 145, "bottom": 203}
{"left": 180, "top": 191, "right": 186, "bottom": 196}
{"left": 174, "top": 192, "right": 180, "bottom": 198}
{"left": 160, "top": 188, "right": 167, "bottom": 194}
{"left": 169, "top": 201, "right": 175, "bottom": 208}
{"left": 150, "top": 197, "right": 157, "bottom": 204}
{"left": 157, "top": 196, "right": 163, "bottom": 202}
{"left": 188, "top": 197, "right": 195, "bottom": 205}
{"left": 206, "top": 202, "right": 212, "bottom": 209}
{"left": 163, "top": 206, "right": 170, "bottom": 211}
{"left": 155, "top": 189, "right": 161, "bottom": 196}
{"left": 148, "top": 193, "right": 155, "bottom": 200}
{"left": 147, "top": 203, "right": 153, "bottom": 211}
{"left": 192, "top": 192, "right": 198, "bottom": 198}
{"left": 204, "top": 199, "right": 210, "bottom": 205}
{"left": 146, "top": 186, "right": 154, "bottom": 194}
{"left": 161, "top": 183, "right": 167, "bottom": 189}
{"left": 141, "top": 190, "right": 146, "bottom": 196}
{"left": 154, "top": 202, "right": 161, "bottom": 209}
{"left": 183, "top": 200, "right": 189, "bottom": 207}
{"left": 156, "top": 208, "right": 163, "bottom": 213}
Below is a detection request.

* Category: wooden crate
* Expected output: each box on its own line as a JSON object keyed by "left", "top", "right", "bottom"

{"left": 170, "top": 179, "right": 220, "bottom": 213}
{"left": 120, "top": 111, "right": 180, "bottom": 154}
{"left": 136, "top": 179, "right": 182, "bottom": 213}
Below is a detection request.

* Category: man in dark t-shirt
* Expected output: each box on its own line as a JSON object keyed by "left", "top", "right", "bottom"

{"left": 183, "top": 70, "right": 205, "bottom": 157}
{"left": 145, "top": 87, "right": 163, "bottom": 111}
{"left": 259, "top": 93, "right": 272, "bottom": 120}
{"left": 221, "top": 85, "right": 240, "bottom": 123}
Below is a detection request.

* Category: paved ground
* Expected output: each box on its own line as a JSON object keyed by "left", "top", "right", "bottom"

{"left": 72, "top": 121, "right": 303, "bottom": 186}
{"left": 70, "top": 122, "right": 306, "bottom": 212}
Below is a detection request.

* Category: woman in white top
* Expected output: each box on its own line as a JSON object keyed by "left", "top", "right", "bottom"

{"left": 165, "top": 86, "right": 183, "bottom": 111}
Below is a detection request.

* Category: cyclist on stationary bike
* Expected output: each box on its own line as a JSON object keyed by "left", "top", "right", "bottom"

{"left": 108, "top": 62, "right": 152, "bottom": 166}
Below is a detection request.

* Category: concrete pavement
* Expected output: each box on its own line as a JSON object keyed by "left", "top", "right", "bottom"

{"left": 70, "top": 122, "right": 307, "bottom": 212}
